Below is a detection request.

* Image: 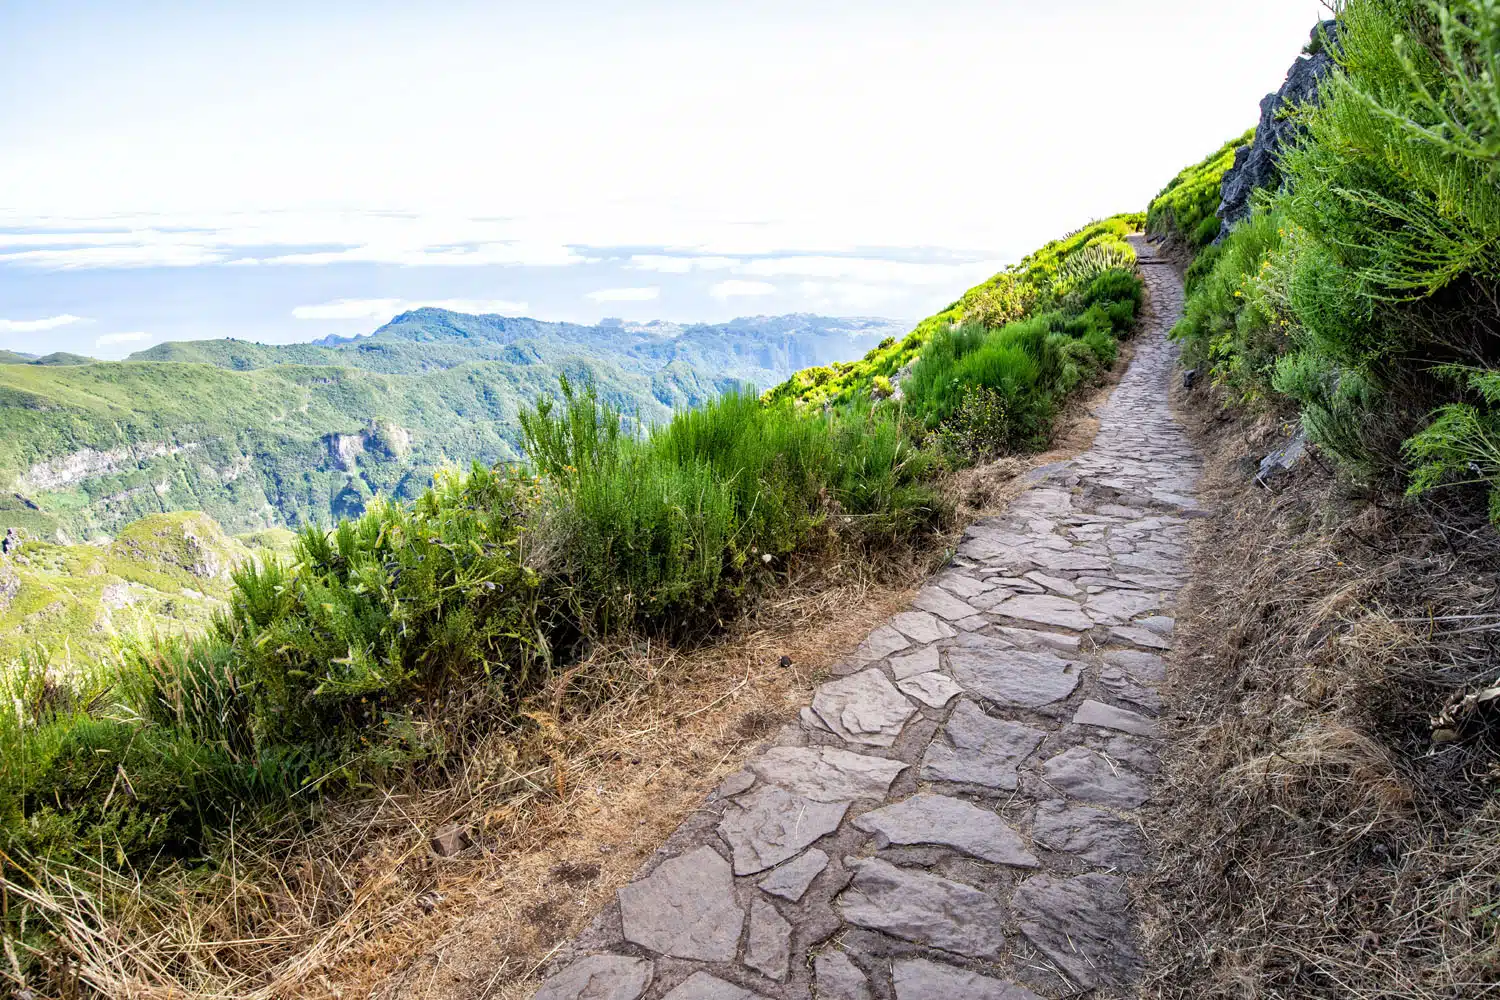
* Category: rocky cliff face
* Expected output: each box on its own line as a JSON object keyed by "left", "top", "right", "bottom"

{"left": 1216, "top": 20, "right": 1339, "bottom": 235}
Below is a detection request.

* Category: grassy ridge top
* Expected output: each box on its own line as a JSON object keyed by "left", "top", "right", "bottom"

{"left": 764, "top": 213, "right": 1145, "bottom": 408}
{"left": 1146, "top": 128, "right": 1254, "bottom": 248}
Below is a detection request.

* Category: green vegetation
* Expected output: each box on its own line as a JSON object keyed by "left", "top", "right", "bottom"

{"left": 1146, "top": 129, "right": 1254, "bottom": 247}
{"left": 1171, "top": 0, "right": 1500, "bottom": 515}
{"left": 0, "top": 512, "right": 288, "bottom": 664}
{"left": 0, "top": 314, "right": 902, "bottom": 540}
{"left": 764, "top": 213, "right": 1144, "bottom": 409}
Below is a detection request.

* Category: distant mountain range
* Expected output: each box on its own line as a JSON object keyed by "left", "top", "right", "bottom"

{"left": 0, "top": 310, "right": 904, "bottom": 539}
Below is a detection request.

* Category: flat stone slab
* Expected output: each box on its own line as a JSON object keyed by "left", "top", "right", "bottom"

{"left": 946, "top": 634, "right": 1082, "bottom": 709}
{"left": 660, "top": 972, "right": 768, "bottom": 1000}
{"left": 1032, "top": 801, "right": 1147, "bottom": 871}
{"left": 535, "top": 955, "right": 654, "bottom": 1000}
{"left": 618, "top": 847, "right": 743, "bottom": 960}
{"left": 747, "top": 747, "right": 906, "bottom": 802}
{"left": 1109, "top": 625, "right": 1172, "bottom": 650}
{"left": 988, "top": 594, "right": 1094, "bottom": 631}
{"left": 896, "top": 671, "right": 963, "bottom": 708}
{"left": 852, "top": 624, "right": 910, "bottom": 664}
{"left": 921, "top": 700, "right": 1045, "bottom": 788}
{"left": 913, "top": 586, "right": 981, "bottom": 621}
{"left": 889, "top": 611, "right": 956, "bottom": 644}
{"left": 854, "top": 793, "right": 1038, "bottom": 866}
{"left": 1041, "top": 747, "right": 1151, "bottom": 808}
{"left": 1012, "top": 873, "right": 1143, "bottom": 989}
{"left": 1103, "top": 648, "right": 1167, "bottom": 682}
{"left": 1024, "top": 571, "right": 1079, "bottom": 597}
{"left": 1072, "top": 699, "right": 1158, "bottom": 737}
{"left": 888, "top": 644, "right": 940, "bottom": 679}
{"left": 745, "top": 898, "right": 792, "bottom": 981}
{"left": 815, "top": 951, "right": 871, "bottom": 1000}
{"left": 718, "top": 785, "right": 848, "bottom": 875}
{"left": 837, "top": 858, "right": 1007, "bottom": 958}
{"left": 813, "top": 669, "right": 917, "bottom": 747}
{"left": 933, "top": 571, "right": 999, "bottom": 600}
{"left": 1097, "top": 666, "right": 1162, "bottom": 713}
{"left": 995, "top": 626, "right": 1080, "bottom": 652}
{"left": 1084, "top": 589, "right": 1162, "bottom": 625}
{"left": 892, "top": 959, "right": 1043, "bottom": 1000}
{"left": 755, "top": 847, "right": 828, "bottom": 901}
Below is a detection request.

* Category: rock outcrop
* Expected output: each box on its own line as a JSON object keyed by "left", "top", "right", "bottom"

{"left": 1216, "top": 20, "right": 1339, "bottom": 235}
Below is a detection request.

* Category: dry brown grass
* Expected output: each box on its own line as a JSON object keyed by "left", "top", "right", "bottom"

{"left": 1140, "top": 384, "right": 1500, "bottom": 999}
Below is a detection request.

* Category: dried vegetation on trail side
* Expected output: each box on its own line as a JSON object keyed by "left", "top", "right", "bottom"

{"left": 1142, "top": 378, "right": 1500, "bottom": 999}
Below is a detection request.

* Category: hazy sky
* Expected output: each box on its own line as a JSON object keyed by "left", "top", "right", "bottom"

{"left": 0, "top": 0, "right": 1328, "bottom": 357}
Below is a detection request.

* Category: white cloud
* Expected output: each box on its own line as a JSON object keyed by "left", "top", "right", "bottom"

{"left": 629, "top": 254, "right": 739, "bottom": 273}
{"left": 739, "top": 255, "right": 1004, "bottom": 286}
{"left": 94, "top": 331, "right": 152, "bottom": 347}
{"left": 796, "top": 281, "right": 906, "bottom": 309}
{"left": 710, "top": 280, "right": 776, "bottom": 299}
{"left": 586, "top": 286, "right": 660, "bottom": 302}
{"left": 0, "top": 313, "right": 87, "bottom": 332}
{"left": 292, "top": 298, "right": 402, "bottom": 320}
{"left": 0, "top": 245, "right": 227, "bottom": 269}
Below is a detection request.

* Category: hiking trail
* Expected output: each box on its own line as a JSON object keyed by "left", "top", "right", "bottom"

{"left": 529, "top": 238, "right": 1196, "bottom": 1000}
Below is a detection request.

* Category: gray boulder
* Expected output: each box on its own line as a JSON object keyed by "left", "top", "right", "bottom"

{"left": 1217, "top": 20, "right": 1339, "bottom": 235}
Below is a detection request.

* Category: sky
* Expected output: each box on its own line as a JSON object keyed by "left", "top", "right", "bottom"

{"left": 0, "top": 0, "right": 1330, "bottom": 359}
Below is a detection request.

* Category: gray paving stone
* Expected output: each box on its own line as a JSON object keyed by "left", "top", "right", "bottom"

{"left": 913, "top": 586, "right": 981, "bottom": 621}
{"left": 889, "top": 611, "right": 956, "bottom": 644}
{"left": 1083, "top": 589, "right": 1162, "bottom": 625}
{"left": 1097, "top": 666, "right": 1162, "bottom": 713}
{"left": 745, "top": 898, "right": 792, "bottom": 981}
{"left": 988, "top": 594, "right": 1094, "bottom": 631}
{"left": 989, "top": 576, "right": 1046, "bottom": 594}
{"left": 718, "top": 785, "right": 849, "bottom": 875}
{"left": 891, "top": 959, "right": 1043, "bottom": 1000}
{"left": 921, "top": 700, "right": 1045, "bottom": 788}
{"left": 1012, "top": 873, "right": 1143, "bottom": 988}
{"left": 896, "top": 671, "right": 963, "bottom": 708}
{"left": 716, "top": 771, "right": 756, "bottom": 798}
{"left": 660, "top": 972, "right": 767, "bottom": 1000}
{"left": 1103, "top": 648, "right": 1167, "bottom": 682}
{"left": 1023, "top": 571, "right": 1079, "bottom": 597}
{"left": 954, "top": 615, "right": 990, "bottom": 631}
{"left": 946, "top": 634, "right": 1082, "bottom": 709}
{"left": 813, "top": 669, "right": 917, "bottom": 747}
{"left": 1109, "top": 625, "right": 1172, "bottom": 650}
{"left": 747, "top": 747, "right": 906, "bottom": 801}
{"left": 933, "top": 571, "right": 999, "bottom": 600}
{"left": 1032, "top": 800, "right": 1147, "bottom": 870}
{"left": 1138, "top": 614, "right": 1176, "bottom": 635}
{"left": 1072, "top": 699, "right": 1158, "bottom": 737}
{"left": 618, "top": 847, "right": 743, "bottom": 960}
{"left": 836, "top": 858, "right": 1007, "bottom": 958}
{"left": 1040, "top": 747, "right": 1151, "bottom": 808}
{"left": 887, "top": 644, "right": 940, "bottom": 680}
{"left": 995, "top": 626, "right": 1080, "bottom": 652}
{"left": 814, "top": 951, "right": 871, "bottom": 1000}
{"left": 852, "top": 624, "right": 910, "bottom": 664}
{"left": 853, "top": 793, "right": 1038, "bottom": 866}
{"left": 755, "top": 847, "right": 828, "bottom": 902}
{"left": 534, "top": 954, "right": 654, "bottom": 1000}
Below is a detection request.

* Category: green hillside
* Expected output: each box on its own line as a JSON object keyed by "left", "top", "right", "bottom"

{"left": 0, "top": 313, "right": 903, "bottom": 539}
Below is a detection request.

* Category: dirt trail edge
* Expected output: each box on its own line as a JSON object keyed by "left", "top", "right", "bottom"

{"left": 526, "top": 239, "right": 1197, "bottom": 1000}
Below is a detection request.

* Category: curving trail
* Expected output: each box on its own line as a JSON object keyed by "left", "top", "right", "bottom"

{"left": 530, "top": 239, "right": 1198, "bottom": 1000}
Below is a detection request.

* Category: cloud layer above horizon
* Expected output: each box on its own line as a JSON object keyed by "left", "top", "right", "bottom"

{"left": 0, "top": 0, "right": 1328, "bottom": 358}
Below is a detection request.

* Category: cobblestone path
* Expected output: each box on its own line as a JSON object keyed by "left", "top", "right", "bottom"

{"left": 531, "top": 240, "right": 1196, "bottom": 1000}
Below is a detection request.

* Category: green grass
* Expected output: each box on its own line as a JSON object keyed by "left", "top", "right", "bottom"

{"left": 1147, "top": 129, "right": 1255, "bottom": 248}
{"left": 763, "top": 213, "right": 1145, "bottom": 409}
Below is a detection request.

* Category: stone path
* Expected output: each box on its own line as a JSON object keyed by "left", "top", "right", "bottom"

{"left": 530, "top": 240, "right": 1196, "bottom": 1000}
